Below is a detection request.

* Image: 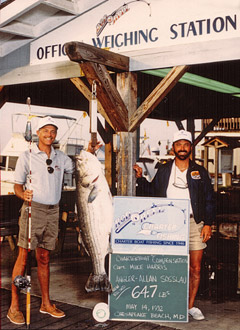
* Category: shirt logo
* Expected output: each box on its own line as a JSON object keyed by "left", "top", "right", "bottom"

{"left": 191, "top": 171, "right": 201, "bottom": 180}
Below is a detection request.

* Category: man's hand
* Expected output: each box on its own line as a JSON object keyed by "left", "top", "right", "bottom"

{"left": 200, "top": 225, "right": 212, "bottom": 243}
{"left": 23, "top": 189, "right": 33, "bottom": 202}
{"left": 133, "top": 164, "right": 143, "bottom": 178}
{"left": 87, "top": 140, "right": 102, "bottom": 154}
{"left": 14, "top": 184, "right": 33, "bottom": 202}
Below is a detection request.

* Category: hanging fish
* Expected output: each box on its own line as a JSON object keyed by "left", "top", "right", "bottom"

{"left": 75, "top": 150, "right": 113, "bottom": 293}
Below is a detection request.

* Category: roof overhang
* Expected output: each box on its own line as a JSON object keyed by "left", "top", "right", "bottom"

{"left": 202, "top": 136, "right": 240, "bottom": 149}
{"left": 0, "top": 0, "right": 106, "bottom": 57}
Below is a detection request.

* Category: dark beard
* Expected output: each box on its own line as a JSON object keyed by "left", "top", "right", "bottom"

{"left": 174, "top": 150, "right": 191, "bottom": 160}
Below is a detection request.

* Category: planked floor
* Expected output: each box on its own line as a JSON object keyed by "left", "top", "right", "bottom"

{"left": 1, "top": 288, "right": 176, "bottom": 330}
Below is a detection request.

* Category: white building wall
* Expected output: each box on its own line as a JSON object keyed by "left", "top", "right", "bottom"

{"left": 195, "top": 131, "right": 240, "bottom": 175}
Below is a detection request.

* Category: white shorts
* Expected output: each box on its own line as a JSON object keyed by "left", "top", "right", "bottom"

{"left": 189, "top": 216, "right": 207, "bottom": 251}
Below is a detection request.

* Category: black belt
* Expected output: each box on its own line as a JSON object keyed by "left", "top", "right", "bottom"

{"left": 25, "top": 201, "right": 59, "bottom": 209}
{"left": 47, "top": 204, "right": 57, "bottom": 209}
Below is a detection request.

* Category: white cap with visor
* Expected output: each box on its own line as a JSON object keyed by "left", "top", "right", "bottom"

{"left": 36, "top": 116, "right": 58, "bottom": 131}
{"left": 173, "top": 130, "right": 192, "bottom": 143}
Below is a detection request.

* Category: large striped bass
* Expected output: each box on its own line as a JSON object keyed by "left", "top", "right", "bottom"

{"left": 75, "top": 150, "right": 113, "bottom": 293}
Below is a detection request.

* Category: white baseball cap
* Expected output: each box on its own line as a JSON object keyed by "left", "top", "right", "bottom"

{"left": 173, "top": 130, "right": 192, "bottom": 143}
{"left": 36, "top": 116, "right": 58, "bottom": 131}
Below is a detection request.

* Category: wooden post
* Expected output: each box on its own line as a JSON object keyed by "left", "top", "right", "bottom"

{"left": 187, "top": 118, "right": 195, "bottom": 161}
{"left": 116, "top": 72, "right": 137, "bottom": 196}
{"left": 105, "top": 122, "right": 116, "bottom": 195}
{"left": 238, "top": 223, "right": 240, "bottom": 293}
{"left": 214, "top": 141, "right": 219, "bottom": 192}
{"left": 204, "top": 145, "right": 209, "bottom": 171}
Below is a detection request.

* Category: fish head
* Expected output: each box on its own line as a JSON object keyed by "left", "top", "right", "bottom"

{"left": 75, "top": 150, "right": 102, "bottom": 188}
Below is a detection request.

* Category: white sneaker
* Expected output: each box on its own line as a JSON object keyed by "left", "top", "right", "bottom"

{"left": 188, "top": 307, "right": 205, "bottom": 320}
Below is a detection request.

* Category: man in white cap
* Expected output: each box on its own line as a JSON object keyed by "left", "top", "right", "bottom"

{"left": 134, "top": 129, "right": 215, "bottom": 321}
{"left": 7, "top": 116, "right": 73, "bottom": 324}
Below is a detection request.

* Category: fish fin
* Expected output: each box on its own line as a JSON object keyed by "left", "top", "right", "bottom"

{"left": 85, "top": 273, "right": 112, "bottom": 293}
{"left": 78, "top": 232, "right": 90, "bottom": 256}
{"left": 88, "top": 186, "right": 98, "bottom": 203}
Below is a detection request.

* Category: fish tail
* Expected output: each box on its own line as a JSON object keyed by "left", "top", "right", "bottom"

{"left": 85, "top": 273, "right": 112, "bottom": 293}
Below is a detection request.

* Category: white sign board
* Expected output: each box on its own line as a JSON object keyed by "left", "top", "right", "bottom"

{"left": 112, "top": 196, "right": 190, "bottom": 255}
{"left": 30, "top": 0, "right": 240, "bottom": 69}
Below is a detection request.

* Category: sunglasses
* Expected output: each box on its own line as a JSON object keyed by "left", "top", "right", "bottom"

{"left": 172, "top": 166, "right": 188, "bottom": 189}
{"left": 173, "top": 177, "right": 188, "bottom": 189}
{"left": 46, "top": 159, "right": 54, "bottom": 174}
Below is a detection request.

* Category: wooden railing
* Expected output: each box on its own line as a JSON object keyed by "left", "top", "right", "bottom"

{"left": 203, "top": 118, "right": 240, "bottom": 131}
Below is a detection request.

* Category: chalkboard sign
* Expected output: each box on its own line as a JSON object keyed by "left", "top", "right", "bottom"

{"left": 109, "top": 253, "right": 189, "bottom": 322}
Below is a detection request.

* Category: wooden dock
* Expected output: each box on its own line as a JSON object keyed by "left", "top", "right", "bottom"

{"left": 1, "top": 288, "right": 174, "bottom": 330}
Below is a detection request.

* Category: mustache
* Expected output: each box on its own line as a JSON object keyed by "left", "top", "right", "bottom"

{"left": 177, "top": 150, "right": 188, "bottom": 154}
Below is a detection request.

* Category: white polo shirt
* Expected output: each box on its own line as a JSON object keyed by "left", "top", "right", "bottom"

{"left": 14, "top": 144, "right": 73, "bottom": 205}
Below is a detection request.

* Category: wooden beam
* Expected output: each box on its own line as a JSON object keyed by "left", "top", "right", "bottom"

{"left": 97, "top": 118, "right": 111, "bottom": 145}
{"left": 65, "top": 41, "right": 129, "bottom": 73}
{"left": 70, "top": 77, "right": 113, "bottom": 129}
{"left": 78, "top": 61, "right": 128, "bottom": 131}
{"left": 66, "top": 42, "right": 130, "bottom": 131}
{"left": 129, "top": 65, "right": 189, "bottom": 132}
{"left": 193, "top": 118, "right": 221, "bottom": 146}
{"left": 175, "top": 120, "right": 184, "bottom": 130}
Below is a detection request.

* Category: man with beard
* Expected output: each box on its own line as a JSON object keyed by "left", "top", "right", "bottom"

{"left": 134, "top": 130, "right": 215, "bottom": 321}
